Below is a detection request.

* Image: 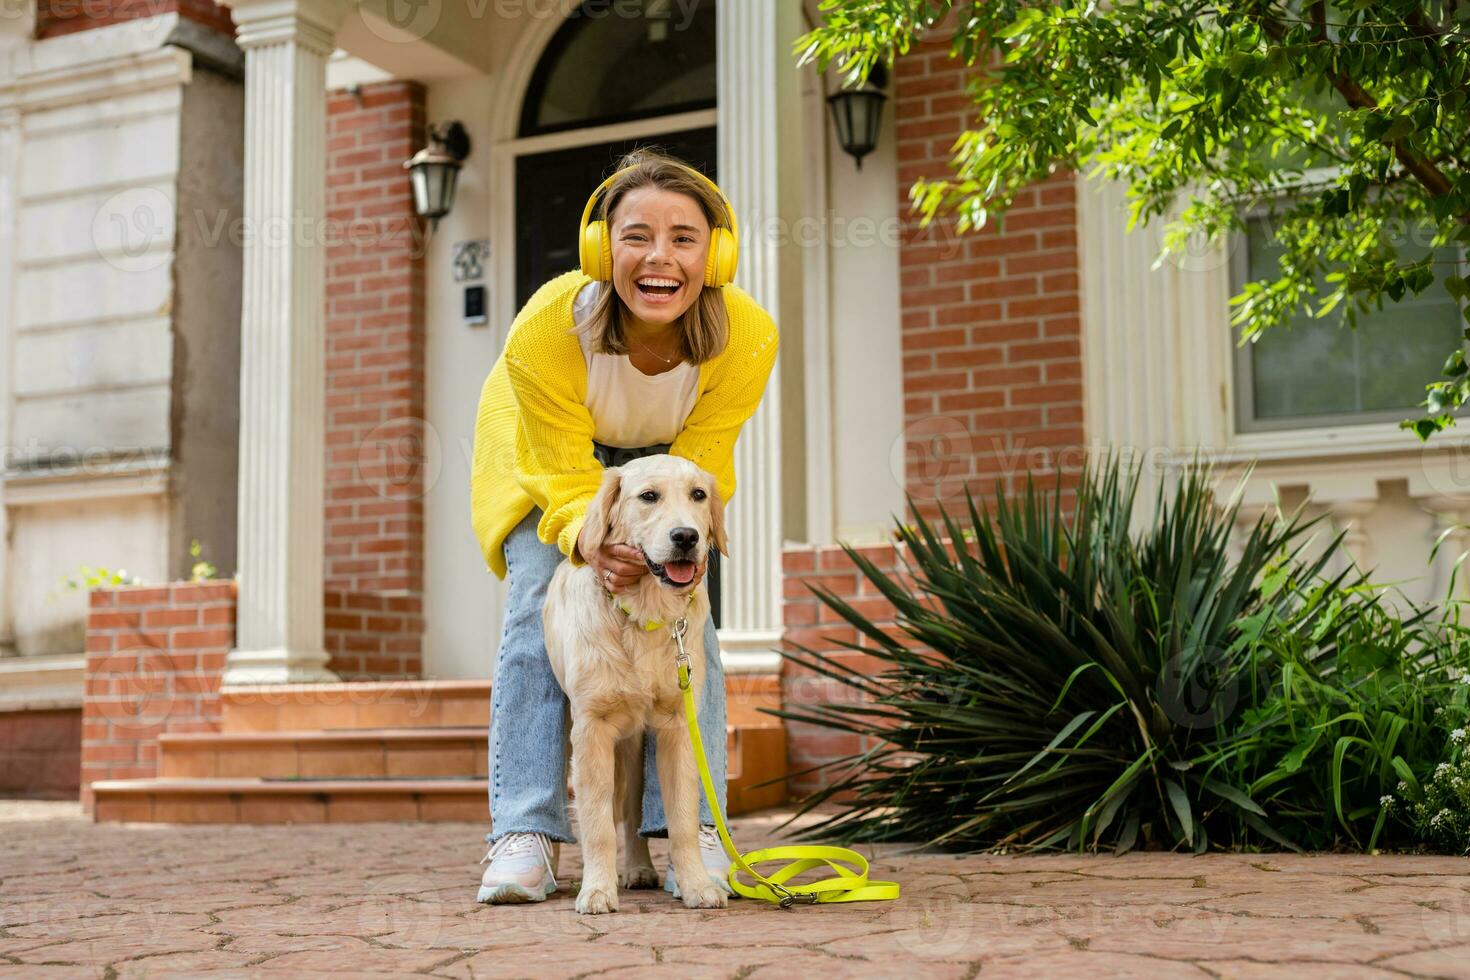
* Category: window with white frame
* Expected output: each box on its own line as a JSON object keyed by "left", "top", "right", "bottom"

{"left": 1230, "top": 214, "right": 1465, "bottom": 433}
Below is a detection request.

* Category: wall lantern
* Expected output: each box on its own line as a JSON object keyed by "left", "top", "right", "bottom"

{"left": 827, "top": 62, "right": 888, "bottom": 170}
{"left": 403, "top": 121, "right": 472, "bottom": 232}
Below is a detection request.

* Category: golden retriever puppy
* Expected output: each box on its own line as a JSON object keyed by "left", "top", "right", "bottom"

{"left": 543, "top": 454, "right": 729, "bottom": 915}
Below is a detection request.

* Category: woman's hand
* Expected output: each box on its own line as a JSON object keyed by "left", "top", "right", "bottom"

{"left": 578, "top": 524, "right": 709, "bottom": 595}
{"left": 579, "top": 523, "right": 646, "bottom": 594}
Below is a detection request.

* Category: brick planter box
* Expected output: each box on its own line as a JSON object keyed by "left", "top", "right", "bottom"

{"left": 781, "top": 542, "right": 910, "bottom": 798}
{"left": 780, "top": 535, "right": 976, "bottom": 799}
{"left": 81, "top": 581, "right": 236, "bottom": 811}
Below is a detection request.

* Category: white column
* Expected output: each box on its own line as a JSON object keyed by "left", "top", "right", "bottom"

{"left": 717, "top": 0, "right": 804, "bottom": 671}
{"left": 220, "top": 0, "right": 348, "bottom": 684}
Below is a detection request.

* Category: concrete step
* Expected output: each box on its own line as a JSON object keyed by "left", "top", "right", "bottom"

{"left": 156, "top": 727, "right": 489, "bottom": 779}
{"left": 219, "top": 676, "right": 783, "bottom": 731}
{"left": 156, "top": 725, "right": 778, "bottom": 782}
{"left": 90, "top": 777, "right": 485, "bottom": 823}
{"left": 220, "top": 681, "right": 489, "bottom": 732}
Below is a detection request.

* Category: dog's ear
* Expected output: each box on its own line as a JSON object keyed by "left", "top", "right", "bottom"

{"left": 579, "top": 466, "right": 623, "bottom": 559}
{"left": 708, "top": 483, "right": 729, "bottom": 558}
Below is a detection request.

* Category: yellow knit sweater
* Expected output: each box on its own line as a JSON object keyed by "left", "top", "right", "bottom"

{"left": 470, "top": 269, "right": 780, "bottom": 580}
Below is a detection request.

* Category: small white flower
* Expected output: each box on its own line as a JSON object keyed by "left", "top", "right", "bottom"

{"left": 1453, "top": 729, "right": 1468, "bottom": 744}
{"left": 1432, "top": 810, "right": 1447, "bottom": 827}
{"left": 1461, "top": 674, "right": 1470, "bottom": 685}
{"left": 1437, "top": 763, "right": 1452, "bottom": 778}
{"left": 1398, "top": 780, "right": 1410, "bottom": 794}
{"left": 1380, "top": 794, "right": 1394, "bottom": 808}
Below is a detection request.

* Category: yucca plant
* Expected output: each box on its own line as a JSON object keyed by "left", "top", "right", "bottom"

{"left": 772, "top": 457, "right": 1350, "bottom": 854}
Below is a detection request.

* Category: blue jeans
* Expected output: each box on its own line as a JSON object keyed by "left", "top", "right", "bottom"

{"left": 486, "top": 445, "right": 728, "bottom": 846}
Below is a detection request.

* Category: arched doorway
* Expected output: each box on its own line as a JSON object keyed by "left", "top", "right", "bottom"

{"left": 512, "top": 0, "right": 724, "bottom": 623}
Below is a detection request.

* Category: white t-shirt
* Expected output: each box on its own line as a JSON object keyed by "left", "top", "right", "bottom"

{"left": 574, "top": 281, "right": 700, "bottom": 449}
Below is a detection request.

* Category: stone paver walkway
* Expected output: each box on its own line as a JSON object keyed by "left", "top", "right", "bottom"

{"left": 3, "top": 800, "right": 1470, "bottom": 978}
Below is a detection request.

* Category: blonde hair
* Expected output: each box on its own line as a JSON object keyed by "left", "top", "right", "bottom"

{"left": 573, "top": 148, "right": 730, "bottom": 365}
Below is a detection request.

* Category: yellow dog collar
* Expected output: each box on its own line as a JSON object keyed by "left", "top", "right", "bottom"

{"left": 606, "top": 589, "right": 694, "bottom": 631}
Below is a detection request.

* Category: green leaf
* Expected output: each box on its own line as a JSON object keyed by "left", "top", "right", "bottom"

{"left": 1201, "top": 777, "right": 1268, "bottom": 817}
{"left": 1165, "top": 779, "right": 1194, "bottom": 848}
{"left": 1006, "top": 710, "right": 1097, "bottom": 784}
{"left": 1444, "top": 349, "right": 1468, "bottom": 379}
{"left": 1261, "top": 566, "right": 1291, "bottom": 600}
{"left": 1279, "top": 734, "right": 1318, "bottom": 774}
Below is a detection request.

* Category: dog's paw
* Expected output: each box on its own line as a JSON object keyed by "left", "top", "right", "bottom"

{"left": 620, "top": 865, "right": 660, "bottom": 889}
{"left": 575, "top": 884, "right": 619, "bottom": 915}
{"left": 679, "top": 879, "right": 728, "bottom": 910}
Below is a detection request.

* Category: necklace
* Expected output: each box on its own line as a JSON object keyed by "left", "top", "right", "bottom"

{"left": 628, "top": 333, "right": 678, "bottom": 365}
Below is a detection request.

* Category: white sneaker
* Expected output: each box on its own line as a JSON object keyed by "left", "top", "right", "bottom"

{"left": 477, "top": 832, "right": 559, "bottom": 904}
{"left": 663, "top": 824, "right": 736, "bottom": 898}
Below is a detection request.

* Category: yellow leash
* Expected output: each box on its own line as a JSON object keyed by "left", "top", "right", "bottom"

{"left": 670, "top": 617, "right": 900, "bottom": 909}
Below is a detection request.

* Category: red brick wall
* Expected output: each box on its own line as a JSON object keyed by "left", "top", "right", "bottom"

{"left": 324, "top": 81, "right": 429, "bottom": 679}
{"left": 35, "top": 0, "right": 235, "bottom": 40}
{"left": 81, "top": 582, "right": 235, "bottom": 811}
{"left": 895, "top": 38, "right": 1085, "bottom": 521}
{"left": 0, "top": 708, "right": 81, "bottom": 800}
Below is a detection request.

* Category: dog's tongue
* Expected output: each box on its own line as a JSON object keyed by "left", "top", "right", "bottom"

{"left": 663, "top": 561, "right": 696, "bottom": 585}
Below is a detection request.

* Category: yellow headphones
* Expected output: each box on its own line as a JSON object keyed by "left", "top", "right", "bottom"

{"left": 578, "top": 162, "right": 739, "bottom": 288}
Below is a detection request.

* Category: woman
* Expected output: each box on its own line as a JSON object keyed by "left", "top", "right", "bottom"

{"left": 469, "top": 148, "right": 779, "bottom": 903}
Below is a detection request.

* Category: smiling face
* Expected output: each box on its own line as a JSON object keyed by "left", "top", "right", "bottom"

{"left": 608, "top": 185, "right": 710, "bottom": 328}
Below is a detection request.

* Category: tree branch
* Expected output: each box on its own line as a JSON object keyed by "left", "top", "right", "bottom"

{"left": 1250, "top": 6, "right": 1456, "bottom": 200}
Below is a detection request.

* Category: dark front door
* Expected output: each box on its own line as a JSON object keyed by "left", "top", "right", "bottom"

{"left": 513, "top": 126, "right": 724, "bottom": 627}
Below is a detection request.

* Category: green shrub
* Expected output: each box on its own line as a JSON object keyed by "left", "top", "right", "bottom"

{"left": 1387, "top": 719, "right": 1470, "bottom": 854}
{"left": 1220, "top": 576, "right": 1470, "bottom": 851}
{"left": 1393, "top": 731, "right": 1464, "bottom": 852}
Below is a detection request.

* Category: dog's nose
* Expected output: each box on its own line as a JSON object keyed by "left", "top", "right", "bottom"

{"left": 669, "top": 526, "right": 699, "bottom": 549}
